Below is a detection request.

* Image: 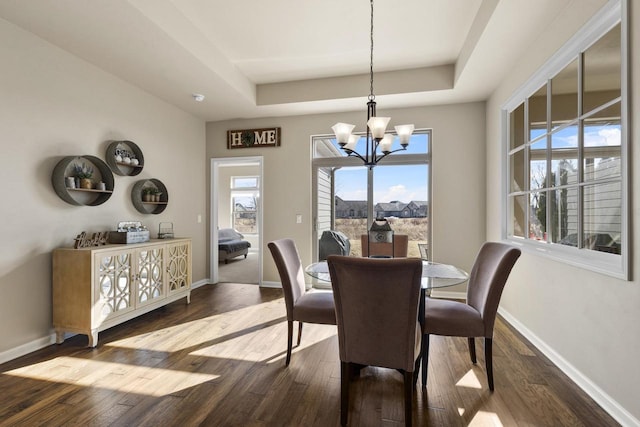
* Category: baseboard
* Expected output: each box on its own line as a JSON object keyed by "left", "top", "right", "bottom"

{"left": 260, "top": 281, "right": 282, "bottom": 288}
{"left": 429, "top": 290, "right": 465, "bottom": 300}
{"left": 191, "top": 278, "right": 209, "bottom": 289}
{"left": 0, "top": 334, "right": 56, "bottom": 365}
{"left": 499, "top": 307, "right": 640, "bottom": 427}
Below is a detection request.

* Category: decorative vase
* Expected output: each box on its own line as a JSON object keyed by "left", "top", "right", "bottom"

{"left": 80, "top": 178, "right": 92, "bottom": 189}
{"left": 66, "top": 177, "right": 76, "bottom": 188}
{"left": 96, "top": 182, "right": 106, "bottom": 191}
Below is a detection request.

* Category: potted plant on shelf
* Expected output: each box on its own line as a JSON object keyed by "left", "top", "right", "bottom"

{"left": 74, "top": 162, "right": 94, "bottom": 189}
{"left": 142, "top": 187, "right": 154, "bottom": 202}
{"left": 153, "top": 189, "right": 163, "bottom": 202}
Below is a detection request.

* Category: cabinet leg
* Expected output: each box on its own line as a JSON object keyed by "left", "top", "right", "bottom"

{"left": 55, "top": 329, "right": 65, "bottom": 344}
{"left": 88, "top": 330, "right": 99, "bottom": 348}
{"left": 186, "top": 292, "right": 191, "bottom": 304}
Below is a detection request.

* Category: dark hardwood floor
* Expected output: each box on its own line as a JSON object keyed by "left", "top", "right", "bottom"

{"left": 0, "top": 283, "right": 619, "bottom": 426}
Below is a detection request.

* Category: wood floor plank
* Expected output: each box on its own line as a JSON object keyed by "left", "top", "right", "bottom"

{"left": 0, "top": 283, "right": 621, "bottom": 427}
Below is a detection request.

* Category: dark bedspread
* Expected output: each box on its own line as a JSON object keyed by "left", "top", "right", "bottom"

{"left": 219, "top": 239, "right": 251, "bottom": 252}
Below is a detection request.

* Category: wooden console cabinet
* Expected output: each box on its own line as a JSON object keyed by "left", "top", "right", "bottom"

{"left": 53, "top": 238, "right": 191, "bottom": 347}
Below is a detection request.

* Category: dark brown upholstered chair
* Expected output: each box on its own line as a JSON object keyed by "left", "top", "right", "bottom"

{"left": 268, "top": 238, "right": 336, "bottom": 366}
{"left": 360, "top": 234, "right": 409, "bottom": 257}
{"left": 327, "top": 255, "right": 423, "bottom": 427}
{"left": 422, "top": 242, "right": 521, "bottom": 391}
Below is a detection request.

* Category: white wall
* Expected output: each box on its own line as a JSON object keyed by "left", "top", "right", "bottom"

{"left": 0, "top": 18, "right": 207, "bottom": 359}
{"left": 206, "top": 102, "right": 486, "bottom": 287}
{"left": 486, "top": 1, "right": 640, "bottom": 424}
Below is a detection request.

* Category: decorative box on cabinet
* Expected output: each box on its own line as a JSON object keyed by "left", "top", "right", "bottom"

{"left": 53, "top": 238, "right": 192, "bottom": 347}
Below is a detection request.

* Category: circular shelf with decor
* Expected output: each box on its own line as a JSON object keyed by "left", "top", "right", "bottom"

{"left": 106, "top": 140, "right": 144, "bottom": 176}
{"left": 52, "top": 155, "right": 115, "bottom": 206}
{"left": 131, "top": 179, "right": 168, "bottom": 214}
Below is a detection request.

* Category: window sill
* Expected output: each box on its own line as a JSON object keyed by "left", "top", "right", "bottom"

{"left": 507, "top": 237, "right": 629, "bottom": 280}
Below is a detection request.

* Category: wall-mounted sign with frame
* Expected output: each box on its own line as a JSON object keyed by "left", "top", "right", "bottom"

{"left": 227, "top": 127, "right": 281, "bottom": 149}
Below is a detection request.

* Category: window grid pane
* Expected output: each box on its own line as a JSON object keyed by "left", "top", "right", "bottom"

{"left": 505, "top": 13, "right": 624, "bottom": 264}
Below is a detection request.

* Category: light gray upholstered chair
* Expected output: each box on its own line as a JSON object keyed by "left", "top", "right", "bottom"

{"left": 268, "top": 238, "right": 336, "bottom": 366}
{"left": 327, "top": 255, "right": 423, "bottom": 427}
{"left": 422, "top": 242, "right": 521, "bottom": 391}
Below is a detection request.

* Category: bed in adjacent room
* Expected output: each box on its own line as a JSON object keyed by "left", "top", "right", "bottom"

{"left": 218, "top": 228, "right": 251, "bottom": 263}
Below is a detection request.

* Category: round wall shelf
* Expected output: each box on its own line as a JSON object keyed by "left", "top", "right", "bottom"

{"left": 52, "top": 155, "right": 115, "bottom": 206}
{"left": 106, "top": 140, "right": 144, "bottom": 176}
{"left": 131, "top": 179, "right": 168, "bottom": 214}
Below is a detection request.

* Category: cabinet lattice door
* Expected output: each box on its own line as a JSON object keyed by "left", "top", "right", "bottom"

{"left": 137, "top": 247, "right": 164, "bottom": 305}
{"left": 97, "top": 252, "right": 134, "bottom": 320}
{"left": 167, "top": 241, "right": 190, "bottom": 294}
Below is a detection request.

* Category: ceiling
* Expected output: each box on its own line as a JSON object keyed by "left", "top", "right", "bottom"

{"left": 0, "top": 0, "right": 575, "bottom": 122}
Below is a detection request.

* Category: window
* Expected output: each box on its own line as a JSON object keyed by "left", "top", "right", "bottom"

{"left": 503, "top": 1, "right": 628, "bottom": 279}
{"left": 313, "top": 130, "right": 431, "bottom": 259}
{"left": 231, "top": 176, "right": 259, "bottom": 234}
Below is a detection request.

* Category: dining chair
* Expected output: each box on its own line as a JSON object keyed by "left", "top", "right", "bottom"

{"left": 327, "top": 255, "right": 423, "bottom": 427}
{"left": 268, "top": 239, "right": 336, "bottom": 366}
{"left": 421, "top": 242, "right": 521, "bottom": 391}
{"left": 360, "top": 234, "right": 409, "bottom": 257}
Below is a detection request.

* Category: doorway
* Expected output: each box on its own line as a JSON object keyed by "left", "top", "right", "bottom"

{"left": 210, "top": 156, "right": 263, "bottom": 285}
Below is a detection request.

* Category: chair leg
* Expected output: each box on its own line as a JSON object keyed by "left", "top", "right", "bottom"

{"left": 421, "top": 334, "right": 430, "bottom": 388}
{"left": 285, "top": 320, "right": 293, "bottom": 366}
{"left": 340, "top": 361, "right": 350, "bottom": 426}
{"left": 468, "top": 337, "right": 477, "bottom": 364}
{"left": 413, "top": 353, "right": 421, "bottom": 386}
{"left": 485, "top": 337, "right": 494, "bottom": 391}
{"left": 297, "top": 322, "right": 303, "bottom": 346}
{"left": 404, "top": 370, "right": 413, "bottom": 427}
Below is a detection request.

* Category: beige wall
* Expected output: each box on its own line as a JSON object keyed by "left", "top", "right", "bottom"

{"left": 207, "top": 102, "right": 486, "bottom": 286}
{"left": 486, "top": 1, "right": 639, "bottom": 423}
{"left": 0, "top": 18, "right": 207, "bottom": 357}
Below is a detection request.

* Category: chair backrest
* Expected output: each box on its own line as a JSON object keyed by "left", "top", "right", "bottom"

{"left": 360, "top": 234, "right": 409, "bottom": 257}
{"left": 327, "top": 255, "right": 423, "bottom": 371}
{"left": 268, "top": 239, "right": 306, "bottom": 320}
{"left": 466, "top": 242, "right": 521, "bottom": 336}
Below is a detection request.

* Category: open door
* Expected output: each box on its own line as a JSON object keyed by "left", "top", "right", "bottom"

{"left": 210, "top": 157, "right": 263, "bottom": 285}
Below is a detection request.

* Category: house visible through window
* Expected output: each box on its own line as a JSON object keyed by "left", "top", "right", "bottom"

{"left": 231, "top": 176, "right": 259, "bottom": 234}
{"left": 503, "top": 0, "right": 628, "bottom": 279}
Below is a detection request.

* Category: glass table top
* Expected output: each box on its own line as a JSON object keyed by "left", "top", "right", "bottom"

{"left": 305, "top": 259, "right": 469, "bottom": 290}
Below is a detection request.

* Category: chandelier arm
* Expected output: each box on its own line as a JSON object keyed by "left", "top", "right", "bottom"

{"left": 342, "top": 148, "right": 369, "bottom": 164}
{"left": 372, "top": 146, "right": 408, "bottom": 164}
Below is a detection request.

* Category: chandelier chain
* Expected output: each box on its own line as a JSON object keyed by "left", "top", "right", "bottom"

{"left": 369, "top": 0, "right": 375, "bottom": 102}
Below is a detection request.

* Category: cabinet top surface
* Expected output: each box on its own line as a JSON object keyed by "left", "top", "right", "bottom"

{"left": 54, "top": 238, "right": 191, "bottom": 252}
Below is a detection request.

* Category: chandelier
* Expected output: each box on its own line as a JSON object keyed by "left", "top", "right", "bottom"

{"left": 331, "top": 0, "right": 414, "bottom": 169}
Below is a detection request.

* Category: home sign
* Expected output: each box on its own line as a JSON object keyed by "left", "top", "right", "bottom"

{"left": 227, "top": 127, "right": 281, "bottom": 149}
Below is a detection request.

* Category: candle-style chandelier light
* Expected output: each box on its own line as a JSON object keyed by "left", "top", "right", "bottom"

{"left": 331, "top": 0, "right": 415, "bottom": 169}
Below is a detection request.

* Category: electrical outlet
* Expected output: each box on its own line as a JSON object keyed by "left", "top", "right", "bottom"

{"left": 296, "top": 214, "right": 302, "bottom": 224}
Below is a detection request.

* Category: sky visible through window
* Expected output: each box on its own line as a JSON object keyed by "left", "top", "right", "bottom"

{"left": 330, "top": 132, "right": 429, "bottom": 205}
{"left": 529, "top": 123, "right": 620, "bottom": 188}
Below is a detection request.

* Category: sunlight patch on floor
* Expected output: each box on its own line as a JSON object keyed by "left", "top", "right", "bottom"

{"left": 468, "top": 410, "right": 503, "bottom": 426}
{"left": 6, "top": 357, "right": 218, "bottom": 396}
{"left": 104, "top": 300, "right": 284, "bottom": 353}
{"left": 455, "top": 369, "right": 483, "bottom": 389}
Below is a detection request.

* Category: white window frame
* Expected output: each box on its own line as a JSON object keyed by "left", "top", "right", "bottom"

{"left": 231, "top": 175, "right": 259, "bottom": 235}
{"left": 501, "top": 0, "right": 629, "bottom": 279}
{"left": 311, "top": 129, "right": 432, "bottom": 261}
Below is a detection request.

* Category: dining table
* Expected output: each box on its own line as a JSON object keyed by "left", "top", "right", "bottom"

{"left": 305, "top": 259, "right": 469, "bottom": 327}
